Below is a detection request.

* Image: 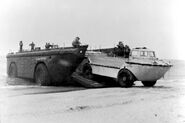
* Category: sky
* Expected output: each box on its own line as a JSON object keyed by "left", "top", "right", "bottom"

{"left": 0, "top": 0, "right": 185, "bottom": 60}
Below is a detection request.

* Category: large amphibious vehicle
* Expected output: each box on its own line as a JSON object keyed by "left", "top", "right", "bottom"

{"left": 7, "top": 44, "right": 104, "bottom": 87}
{"left": 86, "top": 47, "right": 172, "bottom": 87}
{"left": 7, "top": 45, "right": 89, "bottom": 85}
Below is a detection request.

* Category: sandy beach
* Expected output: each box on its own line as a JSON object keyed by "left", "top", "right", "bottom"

{"left": 1, "top": 79, "right": 185, "bottom": 123}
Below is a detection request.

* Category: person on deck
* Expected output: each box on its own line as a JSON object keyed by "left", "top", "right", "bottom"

{"left": 115, "top": 41, "right": 125, "bottom": 57}
{"left": 72, "top": 37, "right": 81, "bottom": 48}
{"left": 19, "top": 41, "right": 23, "bottom": 52}
{"left": 125, "top": 45, "right": 131, "bottom": 58}
{"left": 29, "top": 42, "right": 35, "bottom": 51}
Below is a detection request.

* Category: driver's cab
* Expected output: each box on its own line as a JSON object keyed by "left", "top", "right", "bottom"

{"left": 130, "top": 47, "right": 156, "bottom": 59}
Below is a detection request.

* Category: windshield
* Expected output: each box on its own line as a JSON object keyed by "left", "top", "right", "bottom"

{"left": 140, "top": 51, "right": 148, "bottom": 56}
{"left": 131, "top": 50, "right": 156, "bottom": 58}
{"left": 131, "top": 51, "right": 139, "bottom": 56}
{"left": 148, "top": 51, "right": 155, "bottom": 57}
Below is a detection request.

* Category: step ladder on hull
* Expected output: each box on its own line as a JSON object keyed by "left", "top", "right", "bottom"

{"left": 71, "top": 72, "right": 104, "bottom": 88}
{"left": 71, "top": 58, "right": 104, "bottom": 88}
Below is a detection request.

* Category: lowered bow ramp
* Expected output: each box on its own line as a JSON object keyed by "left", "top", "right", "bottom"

{"left": 71, "top": 72, "right": 104, "bottom": 88}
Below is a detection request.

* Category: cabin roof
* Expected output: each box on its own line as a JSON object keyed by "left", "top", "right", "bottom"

{"left": 132, "top": 47, "right": 154, "bottom": 52}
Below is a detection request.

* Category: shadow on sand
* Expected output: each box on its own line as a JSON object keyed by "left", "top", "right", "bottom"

{"left": 4, "top": 76, "right": 173, "bottom": 97}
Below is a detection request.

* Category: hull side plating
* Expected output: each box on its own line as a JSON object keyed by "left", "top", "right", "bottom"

{"left": 87, "top": 52, "right": 171, "bottom": 82}
{"left": 7, "top": 45, "right": 88, "bottom": 84}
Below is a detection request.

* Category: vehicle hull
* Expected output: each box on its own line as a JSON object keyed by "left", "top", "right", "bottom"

{"left": 87, "top": 53, "right": 171, "bottom": 82}
{"left": 7, "top": 45, "right": 88, "bottom": 84}
{"left": 124, "top": 63, "right": 171, "bottom": 81}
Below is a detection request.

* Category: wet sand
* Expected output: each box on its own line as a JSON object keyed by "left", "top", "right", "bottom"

{"left": 1, "top": 79, "right": 185, "bottom": 123}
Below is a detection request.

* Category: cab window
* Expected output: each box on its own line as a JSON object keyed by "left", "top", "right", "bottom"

{"left": 131, "top": 51, "right": 139, "bottom": 56}
{"left": 140, "top": 51, "right": 148, "bottom": 56}
{"left": 148, "top": 51, "right": 155, "bottom": 57}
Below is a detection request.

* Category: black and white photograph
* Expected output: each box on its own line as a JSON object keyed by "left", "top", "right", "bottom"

{"left": 0, "top": 0, "right": 185, "bottom": 122}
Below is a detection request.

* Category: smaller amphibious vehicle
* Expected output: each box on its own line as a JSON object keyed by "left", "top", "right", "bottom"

{"left": 86, "top": 47, "right": 172, "bottom": 87}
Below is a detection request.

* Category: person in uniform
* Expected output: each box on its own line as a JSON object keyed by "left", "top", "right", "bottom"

{"left": 45, "top": 43, "right": 49, "bottom": 49}
{"left": 125, "top": 45, "right": 131, "bottom": 58}
{"left": 29, "top": 42, "right": 35, "bottom": 51}
{"left": 117, "top": 41, "right": 124, "bottom": 49}
{"left": 45, "top": 42, "right": 53, "bottom": 49}
{"left": 19, "top": 41, "right": 23, "bottom": 52}
{"left": 72, "top": 37, "right": 81, "bottom": 48}
{"left": 115, "top": 41, "right": 125, "bottom": 56}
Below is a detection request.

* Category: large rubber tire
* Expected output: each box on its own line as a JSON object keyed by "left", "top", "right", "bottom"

{"left": 34, "top": 64, "right": 51, "bottom": 86}
{"left": 142, "top": 81, "right": 156, "bottom": 87}
{"left": 81, "top": 63, "right": 93, "bottom": 79}
{"left": 8, "top": 63, "right": 17, "bottom": 77}
{"left": 118, "top": 69, "right": 134, "bottom": 87}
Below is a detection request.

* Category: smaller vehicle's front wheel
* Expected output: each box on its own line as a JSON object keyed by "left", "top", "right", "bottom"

{"left": 117, "top": 69, "right": 134, "bottom": 87}
{"left": 142, "top": 81, "right": 156, "bottom": 87}
{"left": 34, "top": 63, "right": 51, "bottom": 86}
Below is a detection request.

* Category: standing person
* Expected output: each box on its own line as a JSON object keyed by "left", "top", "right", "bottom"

{"left": 29, "top": 42, "right": 35, "bottom": 51}
{"left": 117, "top": 41, "right": 124, "bottom": 49}
{"left": 72, "top": 37, "right": 81, "bottom": 48}
{"left": 125, "top": 45, "right": 130, "bottom": 58}
{"left": 45, "top": 43, "right": 51, "bottom": 49}
{"left": 116, "top": 41, "right": 125, "bottom": 56}
{"left": 19, "top": 41, "right": 23, "bottom": 52}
